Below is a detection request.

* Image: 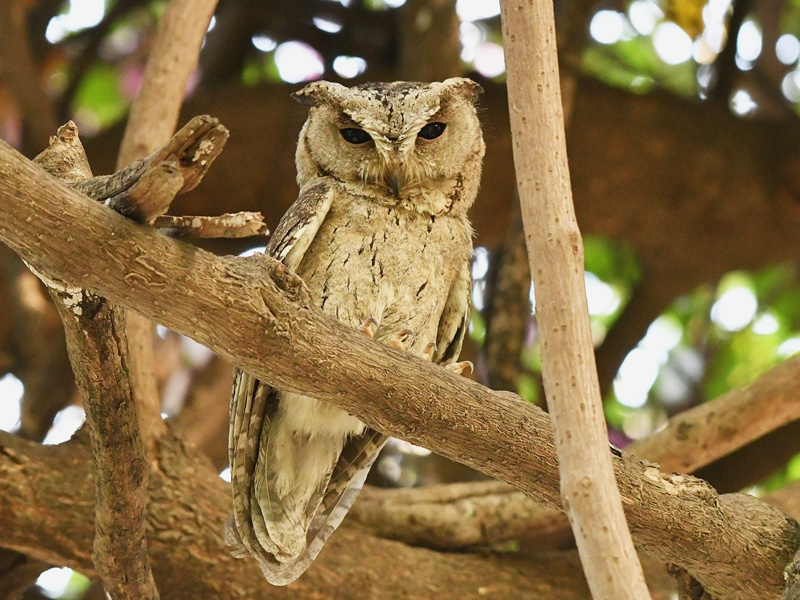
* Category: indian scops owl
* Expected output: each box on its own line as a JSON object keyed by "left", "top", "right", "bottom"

{"left": 226, "top": 78, "right": 485, "bottom": 585}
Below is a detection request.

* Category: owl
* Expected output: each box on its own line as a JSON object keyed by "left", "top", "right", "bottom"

{"left": 226, "top": 78, "right": 485, "bottom": 585}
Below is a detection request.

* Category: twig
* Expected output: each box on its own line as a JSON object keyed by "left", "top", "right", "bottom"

{"left": 500, "top": 2, "right": 650, "bottom": 599}
{"left": 32, "top": 124, "right": 159, "bottom": 600}
{"left": 155, "top": 212, "right": 268, "bottom": 238}
{"left": 1, "top": 141, "right": 798, "bottom": 599}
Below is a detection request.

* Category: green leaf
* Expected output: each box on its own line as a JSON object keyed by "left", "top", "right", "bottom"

{"left": 71, "top": 64, "right": 129, "bottom": 129}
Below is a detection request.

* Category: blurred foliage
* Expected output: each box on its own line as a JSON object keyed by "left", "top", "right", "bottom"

{"left": 582, "top": 38, "right": 698, "bottom": 97}
{"left": 604, "top": 263, "right": 800, "bottom": 489}
{"left": 72, "top": 64, "right": 129, "bottom": 130}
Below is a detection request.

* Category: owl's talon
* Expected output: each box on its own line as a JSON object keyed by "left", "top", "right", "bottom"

{"left": 422, "top": 342, "right": 437, "bottom": 361}
{"left": 446, "top": 361, "right": 473, "bottom": 376}
{"left": 388, "top": 329, "right": 415, "bottom": 350}
{"left": 360, "top": 317, "right": 379, "bottom": 338}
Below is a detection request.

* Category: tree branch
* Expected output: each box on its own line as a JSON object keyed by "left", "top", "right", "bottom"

{"left": 115, "top": 0, "right": 220, "bottom": 448}
{"left": 628, "top": 353, "right": 800, "bottom": 474}
{"left": 117, "top": 0, "right": 218, "bottom": 166}
{"left": 0, "top": 430, "right": 602, "bottom": 600}
{"left": 32, "top": 123, "right": 159, "bottom": 600}
{"left": 352, "top": 351, "right": 800, "bottom": 552}
{"left": 0, "top": 130, "right": 797, "bottom": 599}
{"left": 500, "top": 2, "right": 649, "bottom": 598}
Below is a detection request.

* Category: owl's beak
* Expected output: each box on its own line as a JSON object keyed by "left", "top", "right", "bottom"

{"left": 385, "top": 172, "right": 403, "bottom": 197}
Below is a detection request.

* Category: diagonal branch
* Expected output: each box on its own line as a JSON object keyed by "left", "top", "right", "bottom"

{"left": 0, "top": 132, "right": 797, "bottom": 599}
{"left": 352, "top": 351, "right": 800, "bottom": 550}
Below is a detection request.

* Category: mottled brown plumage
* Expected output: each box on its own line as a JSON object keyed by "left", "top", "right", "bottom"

{"left": 227, "top": 78, "right": 485, "bottom": 584}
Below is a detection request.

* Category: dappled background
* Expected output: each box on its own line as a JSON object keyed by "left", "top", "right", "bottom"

{"left": 3, "top": 0, "right": 800, "bottom": 596}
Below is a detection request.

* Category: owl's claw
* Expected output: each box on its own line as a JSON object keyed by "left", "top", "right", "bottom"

{"left": 388, "top": 329, "right": 415, "bottom": 350}
{"left": 360, "top": 317, "right": 379, "bottom": 338}
{"left": 445, "top": 361, "right": 473, "bottom": 376}
{"left": 422, "top": 342, "right": 437, "bottom": 361}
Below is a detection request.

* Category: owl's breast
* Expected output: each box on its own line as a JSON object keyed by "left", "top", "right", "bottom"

{"left": 296, "top": 196, "right": 471, "bottom": 354}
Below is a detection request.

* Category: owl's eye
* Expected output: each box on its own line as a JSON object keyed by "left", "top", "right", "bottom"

{"left": 340, "top": 128, "right": 372, "bottom": 144}
{"left": 418, "top": 122, "right": 446, "bottom": 140}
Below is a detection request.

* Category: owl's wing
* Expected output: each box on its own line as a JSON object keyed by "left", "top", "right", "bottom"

{"left": 435, "top": 257, "right": 472, "bottom": 365}
{"left": 261, "top": 429, "right": 388, "bottom": 584}
{"left": 227, "top": 372, "right": 388, "bottom": 584}
{"left": 266, "top": 179, "right": 337, "bottom": 270}
{"left": 228, "top": 178, "right": 387, "bottom": 584}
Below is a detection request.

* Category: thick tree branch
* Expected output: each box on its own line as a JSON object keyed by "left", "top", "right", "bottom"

{"left": 0, "top": 132, "right": 798, "bottom": 599}
{"left": 353, "top": 351, "right": 800, "bottom": 551}
{"left": 32, "top": 123, "right": 159, "bottom": 600}
{"left": 501, "top": 2, "right": 649, "bottom": 598}
{"left": 0, "top": 430, "right": 600, "bottom": 600}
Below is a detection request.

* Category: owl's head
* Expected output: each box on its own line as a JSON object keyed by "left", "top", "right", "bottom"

{"left": 292, "top": 78, "right": 485, "bottom": 216}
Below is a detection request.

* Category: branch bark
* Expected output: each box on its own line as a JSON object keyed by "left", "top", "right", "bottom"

{"left": 0, "top": 131, "right": 798, "bottom": 599}
{"left": 500, "top": 2, "right": 649, "bottom": 598}
{"left": 0, "top": 430, "right": 599, "bottom": 600}
{"left": 32, "top": 123, "right": 159, "bottom": 600}
{"left": 352, "top": 351, "right": 800, "bottom": 551}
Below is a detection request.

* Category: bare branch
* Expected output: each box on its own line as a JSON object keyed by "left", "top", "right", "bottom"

{"left": 0, "top": 133, "right": 797, "bottom": 599}
{"left": 357, "top": 352, "right": 800, "bottom": 551}
{"left": 32, "top": 124, "right": 159, "bottom": 600}
{"left": 628, "top": 353, "right": 800, "bottom": 474}
{"left": 350, "top": 481, "right": 559, "bottom": 549}
{"left": 500, "top": 2, "right": 650, "bottom": 598}
{"left": 117, "top": 0, "right": 219, "bottom": 167}
{"left": 115, "top": 0, "right": 221, "bottom": 444}
{"left": 75, "top": 115, "right": 230, "bottom": 205}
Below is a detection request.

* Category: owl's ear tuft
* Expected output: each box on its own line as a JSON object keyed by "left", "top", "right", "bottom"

{"left": 439, "top": 78, "right": 484, "bottom": 104}
{"left": 292, "top": 81, "right": 350, "bottom": 107}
